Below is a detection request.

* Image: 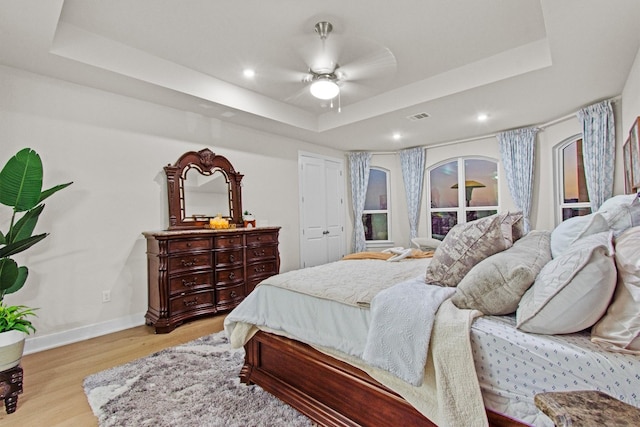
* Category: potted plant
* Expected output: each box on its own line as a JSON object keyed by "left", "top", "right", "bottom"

{"left": 0, "top": 148, "right": 71, "bottom": 370}
{"left": 243, "top": 210, "right": 255, "bottom": 221}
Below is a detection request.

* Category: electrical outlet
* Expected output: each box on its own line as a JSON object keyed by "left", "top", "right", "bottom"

{"left": 102, "top": 290, "right": 111, "bottom": 303}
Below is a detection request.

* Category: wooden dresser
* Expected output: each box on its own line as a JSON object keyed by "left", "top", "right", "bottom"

{"left": 143, "top": 226, "right": 280, "bottom": 333}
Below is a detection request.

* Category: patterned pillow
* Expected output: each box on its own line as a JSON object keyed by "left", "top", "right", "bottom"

{"left": 509, "top": 211, "right": 526, "bottom": 242}
{"left": 516, "top": 231, "right": 616, "bottom": 334}
{"left": 425, "top": 213, "right": 512, "bottom": 287}
{"left": 591, "top": 226, "right": 640, "bottom": 353}
{"left": 452, "top": 230, "right": 551, "bottom": 315}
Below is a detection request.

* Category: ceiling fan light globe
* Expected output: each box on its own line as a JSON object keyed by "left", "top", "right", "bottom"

{"left": 310, "top": 79, "right": 339, "bottom": 100}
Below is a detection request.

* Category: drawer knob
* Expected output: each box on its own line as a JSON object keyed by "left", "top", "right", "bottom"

{"left": 229, "top": 254, "right": 235, "bottom": 262}
{"left": 186, "top": 242, "right": 192, "bottom": 247}
{"left": 181, "top": 258, "right": 198, "bottom": 267}
{"left": 253, "top": 249, "right": 265, "bottom": 257}
{"left": 229, "top": 272, "right": 235, "bottom": 280}
{"left": 230, "top": 290, "right": 237, "bottom": 298}
{"left": 182, "top": 278, "right": 197, "bottom": 287}
{"left": 183, "top": 297, "right": 198, "bottom": 307}
{"left": 254, "top": 265, "right": 266, "bottom": 273}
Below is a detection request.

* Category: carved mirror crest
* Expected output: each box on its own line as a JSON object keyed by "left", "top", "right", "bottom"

{"left": 165, "top": 148, "right": 243, "bottom": 229}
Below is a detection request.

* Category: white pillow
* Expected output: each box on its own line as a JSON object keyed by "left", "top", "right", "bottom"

{"left": 591, "top": 226, "right": 640, "bottom": 353}
{"left": 550, "top": 212, "right": 609, "bottom": 258}
{"left": 597, "top": 193, "right": 640, "bottom": 236}
{"left": 516, "top": 231, "right": 616, "bottom": 334}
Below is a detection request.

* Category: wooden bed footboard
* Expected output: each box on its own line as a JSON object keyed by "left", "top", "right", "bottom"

{"left": 241, "top": 331, "right": 526, "bottom": 427}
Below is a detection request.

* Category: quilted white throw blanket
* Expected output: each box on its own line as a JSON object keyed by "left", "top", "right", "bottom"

{"left": 362, "top": 277, "right": 455, "bottom": 386}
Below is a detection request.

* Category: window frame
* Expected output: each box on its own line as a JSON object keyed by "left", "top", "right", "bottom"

{"left": 554, "top": 134, "right": 591, "bottom": 224}
{"left": 427, "top": 156, "right": 500, "bottom": 240}
{"left": 362, "top": 166, "right": 392, "bottom": 246}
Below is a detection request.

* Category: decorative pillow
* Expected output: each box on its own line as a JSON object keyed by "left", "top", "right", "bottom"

{"left": 425, "top": 213, "right": 512, "bottom": 287}
{"left": 550, "top": 212, "right": 609, "bottom": 258}
{"left": 452, "top": 230, "right": 551, "bottom": 315}
{"left": 509, "top": 211, "right": 526, "bottom": 242}
{"left": 516, "top": 231, "right": 616, "bottom": 334}
{"left": 591, "top": 226, "right": 640, "bottom": 353}
{"left": 597, "top": 193, "right": 640, "bottom": 237}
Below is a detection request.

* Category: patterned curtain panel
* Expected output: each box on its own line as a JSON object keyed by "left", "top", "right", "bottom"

{"left": 577, "top": 100, "right": 615, "bottom": 211}
{"left": 400, "top": 147, "right": 426, "bottom": 239}
{"left": 497, "top": 127, "right": 539, "bottom": 232}
{"left": 348, "top": 152, "right": 372, "bottom": 253}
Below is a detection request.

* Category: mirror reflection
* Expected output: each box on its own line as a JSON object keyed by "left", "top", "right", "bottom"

{"left": 182, "top": 167, "right": 231, "bottom": 221}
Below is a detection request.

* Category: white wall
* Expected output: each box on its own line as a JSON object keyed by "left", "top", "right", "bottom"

{"left": 0, "top": 65, "right": 343, "bottom": 353}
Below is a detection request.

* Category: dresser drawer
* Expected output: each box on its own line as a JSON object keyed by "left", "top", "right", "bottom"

{"left": 214, "top": 234, "right": 244, "bottom": 249}
{"left": 169, "top": 272, "right": 212, "bottom": 296}
{"left": 169, "top": 290, "right": 215, "bottom": 316}
{"left": 246, "top": 232, "right": 278, "bottom": 246}
{"left": 215, "top": 266, "right": 244, "bottom": 285}
{"left": 168, "top": 238, "right": 210, "bottom": 253}
{"left": 247, "top": 261, "right": 278, "bottom": 280}
{"left": 168, "top": 253, "right": 211, "bottom": 274}
{"left": 215, "top": 249, "right": 244, "bottom": 266}
{"left": 246, "top": 245, "right": 277, "bottom": 262}
{"left": 216, "top": 283, "right": 246, "bottom": 306}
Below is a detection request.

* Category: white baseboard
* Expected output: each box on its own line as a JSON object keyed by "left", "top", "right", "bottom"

{"left": 23, "top": 312, "right": 147, "bottom": 355}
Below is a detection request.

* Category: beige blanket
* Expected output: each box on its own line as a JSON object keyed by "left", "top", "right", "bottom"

{"left": 318, "top": 300, "right": 487, "bottom": 427}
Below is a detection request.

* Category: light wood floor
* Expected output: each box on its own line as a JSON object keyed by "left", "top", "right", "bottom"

{"left": 0, "top": 315, "right": 226, "bottom": 427}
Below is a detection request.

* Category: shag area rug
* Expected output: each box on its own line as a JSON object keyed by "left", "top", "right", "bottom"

{"left": 83, "top": 331, "right": 312, "bottom": 427}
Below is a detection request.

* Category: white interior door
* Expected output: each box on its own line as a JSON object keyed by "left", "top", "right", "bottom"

{"left": 299, "top": 153, "right": 345, "bottom": 268}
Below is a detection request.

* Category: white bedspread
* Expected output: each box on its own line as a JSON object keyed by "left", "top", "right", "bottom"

{"left": 362, "top": 277, "right": 455, "bottom": 386}
{"left": 257, "top": 258, "right": 429, "bottom": 307}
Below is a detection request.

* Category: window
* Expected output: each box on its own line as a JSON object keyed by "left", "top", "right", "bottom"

{"left": 556, "top": 136, "right": 590, "bottom": 221}
{"left": 428, "top": 158, "right": 499, "bottom": 240}
{"left": 362, "top": 168, "right": 390, "bottom": 242}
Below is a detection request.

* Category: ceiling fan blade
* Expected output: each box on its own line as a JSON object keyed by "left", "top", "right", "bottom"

{"left": 291, "top": 33, "right": 344, "bottom": 73}
{"left": 337, "top": 46, "right": 397, "bottom": 82}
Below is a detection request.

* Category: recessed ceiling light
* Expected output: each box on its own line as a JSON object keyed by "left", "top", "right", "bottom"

{"left": 477, "top": 113, "right": 489, "bottom": 122}
{"left": 392, "top": 132, "right": 402, "bottom": 141}
{"left": 243, "top": 68, "right": 255, "bottom": 78}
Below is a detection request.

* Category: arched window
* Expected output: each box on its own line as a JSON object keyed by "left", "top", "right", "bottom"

{"left": 555, "top": 135, "right": 590, "bottom": 222}
{"left": 428, "top": 157, "right": 499, "bottom": 240}
{"left": 363, "top": 167, "right": 390, "bottom": 242}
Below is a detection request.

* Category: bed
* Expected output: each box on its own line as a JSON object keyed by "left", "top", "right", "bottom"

{"left": 225, "top": 199, "right": 640, "bottom": 427}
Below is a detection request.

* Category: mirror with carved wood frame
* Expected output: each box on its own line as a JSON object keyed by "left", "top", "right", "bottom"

{"left": 164, "top": 148, "right": 243, "bottom": 229}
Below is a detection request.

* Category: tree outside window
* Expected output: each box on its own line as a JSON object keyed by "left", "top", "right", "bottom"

{"left": 362, "top": 168, "right": 390, "bottom": 242}
{"left": 428, "top": 158, "right": 499, "bottom": 240}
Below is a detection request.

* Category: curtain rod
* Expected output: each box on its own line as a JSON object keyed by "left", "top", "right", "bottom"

{"left": 369, "top": 96, "right": 621, "bottom": 155}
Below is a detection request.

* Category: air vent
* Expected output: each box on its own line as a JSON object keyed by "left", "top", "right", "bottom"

{"left": 406, "top": 112, "right": 430, "bottom": 121}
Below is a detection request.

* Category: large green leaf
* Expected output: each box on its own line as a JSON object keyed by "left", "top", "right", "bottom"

{"left": 0, "top": 258, "right": 28, "bottom": 296}
{"left": 0, "top": 233, "right": 48, "bottom": 258}
{"left": 6, "top": 204, "right": 44, "bottom": 244}
{"left": 39, "top": 182, "right": 73, "bottom": 203}
{"left": 0, "top": 148, "right": 43, "bottom": 212}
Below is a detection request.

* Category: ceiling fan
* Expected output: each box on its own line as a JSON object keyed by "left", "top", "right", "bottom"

{"left": 296, "top": 21, "right": 397, "bottom": 107}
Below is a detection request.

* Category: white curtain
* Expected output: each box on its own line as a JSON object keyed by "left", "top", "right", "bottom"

{"left": 348, "top": 152, "right": 372, "bottom": 253}
{"left": 497, "top": 127, "right": 539, "bottom": 232}
{"left": 577, "top": 100, "right": 615, "bottom": 211}
{"left": 400, "top": 147, "right": 426, "bottom": 239}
